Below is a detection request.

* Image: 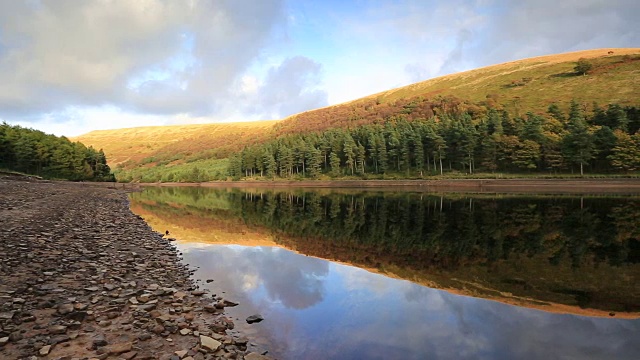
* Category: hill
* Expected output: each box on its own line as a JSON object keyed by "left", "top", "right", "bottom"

{"left": 275, "top": 48, "right": 640, "bottom": 134}
{"left": 76, "top": 120, "right": 279, "bottom": 166}
{"left": 74, "top": 48, "right": 640, "bottom": 182}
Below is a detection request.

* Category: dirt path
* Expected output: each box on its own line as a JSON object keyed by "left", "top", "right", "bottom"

{"left": 0, "top": 176, "right": 269, "bottom": 360}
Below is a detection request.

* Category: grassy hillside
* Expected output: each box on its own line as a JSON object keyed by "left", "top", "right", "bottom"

{"left": 76, "top": 120, "right": 279, "bottom": 166}
{"left": 276, "top": 48, "right": 640, "bottom": 133}
{"left": 74, "top": 48, "right": 640, "bottom": 181}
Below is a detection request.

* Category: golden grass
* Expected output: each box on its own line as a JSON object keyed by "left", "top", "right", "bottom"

{"left": 74, "top": 120, "right": 279, "bottom": 166}
{"left": 367, "top": 48, "right": 640, "bottom": 102}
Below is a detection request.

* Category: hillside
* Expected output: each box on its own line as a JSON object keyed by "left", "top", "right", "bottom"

{"left": 74, "top": 48, "right": 640, "bottom": 182}
{"left": 76, "top": 120, "right": 279, "bottom": 166}
{"left": 276, "top": 48, "right": 640, "bottom": 134}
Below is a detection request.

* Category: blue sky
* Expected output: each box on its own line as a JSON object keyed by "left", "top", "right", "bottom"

{"left": 0, "top": 0, "right": 638, "bottom": 136}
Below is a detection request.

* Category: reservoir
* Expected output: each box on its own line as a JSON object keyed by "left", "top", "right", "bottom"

{"left": 130, "top": 187, "right": 640, "bottom": 360}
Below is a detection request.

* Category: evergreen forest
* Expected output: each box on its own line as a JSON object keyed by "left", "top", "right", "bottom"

{"left": 0, "top": 122, "right": 114, "bottom": 181}
{"left": 228, "top": 101, "right": 640, "bottom": 179}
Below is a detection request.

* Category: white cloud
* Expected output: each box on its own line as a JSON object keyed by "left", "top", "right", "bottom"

{"left": 1, "top": 0, "right": 638, "bottom": 136}
{"left": 0, "top": 0, "right": 288, "bottom": 117}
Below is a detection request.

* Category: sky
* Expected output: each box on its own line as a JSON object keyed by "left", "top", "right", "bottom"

{"left": 0, "top": 0, "right": 638, "bottom": 137}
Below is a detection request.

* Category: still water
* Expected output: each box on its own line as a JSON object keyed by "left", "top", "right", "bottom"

{"left": 129, "top": 187, "right": 640, "bottom": 360}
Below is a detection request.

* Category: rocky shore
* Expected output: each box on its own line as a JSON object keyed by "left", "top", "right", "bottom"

{"left": 0, "top": 176, "right": 270, "bottom": 360}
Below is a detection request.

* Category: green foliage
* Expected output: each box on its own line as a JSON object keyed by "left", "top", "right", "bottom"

{"left": 562, "top": 101, "right": 595, "bottom": 175}
{"left": 225, "top": 101, "right": 640, "bottom": 180}
{"left": 608, "top": 131, "right": 640, "bottom": 171}
{"left": 574, "top": 58, "right": 593, "bottom": 75}
{"left": 115, "top": 157, "right": 229, "bottom": 183}
{"left": 0, "top": 122, "right": 114, "bottom": 181}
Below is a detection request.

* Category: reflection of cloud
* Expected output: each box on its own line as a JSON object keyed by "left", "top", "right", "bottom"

{"left": 182, "top": 245, "right": 328, "bottom": 309}
{"left": 334, "top": 264, "right": 395, "bottom": 296}
{"left": 179, "top": 243, "right": 640, "bottom": 360}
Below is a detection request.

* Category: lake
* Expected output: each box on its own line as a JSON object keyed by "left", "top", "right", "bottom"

{"left": 129, "top": 187, "right": 640, "bottom": 360}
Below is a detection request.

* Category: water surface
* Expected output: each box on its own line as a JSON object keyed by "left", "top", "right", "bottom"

{"left": 130, "top": 187, "right": 640, "bottom": 359}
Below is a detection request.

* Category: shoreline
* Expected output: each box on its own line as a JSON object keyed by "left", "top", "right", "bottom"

{"left": 0, "top": 177, "right": 269, "bottom": 360}
{"left": 140, "top": 178, "right": 640, "bottom": 194}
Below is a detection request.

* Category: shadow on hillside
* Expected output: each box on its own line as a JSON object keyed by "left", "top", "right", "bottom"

{"left": 549, "top": 72, "right": 581, "bottom": 78}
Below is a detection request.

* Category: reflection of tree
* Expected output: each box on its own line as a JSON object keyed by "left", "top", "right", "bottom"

{"left": 131, "top": 187, "right": 640, "bottom": 312}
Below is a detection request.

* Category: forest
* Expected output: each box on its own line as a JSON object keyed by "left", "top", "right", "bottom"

{"left": 0, "top": 122, "right": 114, "bottom": 181}
{"left": 228, "top": 101, "right": 640, "bottom": 179}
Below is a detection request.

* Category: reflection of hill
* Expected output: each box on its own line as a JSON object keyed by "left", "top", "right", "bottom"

{"left": 130, "top": 187, "right": 640, "bottom": 317}
{"left": 130, "top": 195, "right": 277, "bottom": 247}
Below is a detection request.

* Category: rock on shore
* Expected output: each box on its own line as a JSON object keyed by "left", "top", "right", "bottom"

{"left": 0, "top": 177, "right": 270, "bottom": 360}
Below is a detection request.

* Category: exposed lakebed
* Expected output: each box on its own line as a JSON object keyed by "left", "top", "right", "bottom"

{"left": 130, "top": 187, "right": 640, "bottom": 360}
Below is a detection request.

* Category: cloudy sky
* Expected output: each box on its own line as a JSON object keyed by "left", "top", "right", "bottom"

{"left": 0, "top": 0, "right": 638, "bottom": 136}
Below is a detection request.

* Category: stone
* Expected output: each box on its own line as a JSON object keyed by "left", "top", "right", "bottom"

{"left": 0, "top": 311, "right": 15, "bottom": 320}
{"left": 121, "top": 351, "right": 137, "bottom": 360}
{"left": 246, "top": 314, "right": 264, "bottom": 324}
{"left": 138, "top": 333, "right": 152, "bottom": 341}
{"left": 49, "top": 324, "right": 68, "bottom": 334}
{"left": 102, "top": 342, "right": 133, "bottom": 355}
{"left": 138, "top": 303, "right": 157, "bottom": 312}
{"left": 39, "top": 344, "right": 52, "bottom": 356}
{"left": 57, "top": 303, "right": 74, "bottom": 315}
{"left": 67, "top": 311, "right": 87, "bottom": 321}
{"left": 175, "top": 350, "right": 188, "bottom": 358}
{"left": 191, "top": 290, "right": 206, "bottom": 296}
{"left": 9, "top": 332, "right": 23, "bottom": 342}
{"left": 199, "top": 335, "right": 221, "bottom": 352}
{"left": 50, "top": 334, "right": 70, "bottom": 344}
{"left": 150, "top": 324, "right": 165, "bottom": 334}
{"left": 245, "top": 353, "right": 271, "bottom": 360}
{"left": 222, "top": 299, "right": 238, "bottom": 307}
{"left": 179, "top": 328, "right": 191, "bottom": 336}
{"left": 0, "top": 337, "right": 8, "bottom": 346}
{"left": 92, "top": 335, "right": 108, "bottom": 349}
{"left": 84, "top": 286, "right": 100, "bottom": 292}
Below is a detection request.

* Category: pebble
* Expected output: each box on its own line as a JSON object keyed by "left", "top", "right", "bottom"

{"left": 175, "top": 350, "right": 188, "bottom": 358}
{"left": 200, "top": 335, "right": 221, "bottom": 352}
{"left": 0, "top": 180, "right": 262, "bottom": 359}
{"left": 39, "top": 345, "right": 52, "bottom": 356}
{"left": 246, "top": 314, "right": 264, "bottom": 324}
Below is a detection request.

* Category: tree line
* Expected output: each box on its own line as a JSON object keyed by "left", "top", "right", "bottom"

{"left": 228, "top": 101, "right": 640, "bottom": 178}
{"left": 0, "top": 122, "right": 114, "bottom": 181}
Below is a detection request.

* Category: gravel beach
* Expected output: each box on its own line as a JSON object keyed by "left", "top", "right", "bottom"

{"left": 0, "top": 176, "right": 269, "bottom": 360}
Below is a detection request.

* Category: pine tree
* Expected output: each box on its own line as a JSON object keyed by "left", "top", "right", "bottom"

{"left": 608, "top": 130, "right": 640, "bottom": 171}
{"left": 562, "top": 101, "right": 594, "bottom": 175}
{"left": 329, "top": 151, "right": 341, "bottom": 177}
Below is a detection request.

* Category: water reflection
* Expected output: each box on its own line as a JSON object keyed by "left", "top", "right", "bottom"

{"left": 192, "top": 245, "right": 328, "bottom": 309}
{"left": 129, "top": 187, "right": 640, "bottom": 359}
{"left": 130, "top": 187, "right": 640, "bottom": 315}
{"left": 179, "top": 243, "right": 640, "bottom": 360}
